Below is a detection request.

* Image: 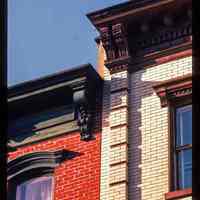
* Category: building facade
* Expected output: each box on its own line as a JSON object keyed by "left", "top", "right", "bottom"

{"left": 8, "top": 0, "right": 192, "bottom": 200}
{"left": 7, "top": 64, "right": 103, "bottom": 200}
{"left": 88, "top": 0, "right": 192, "bottom": 199}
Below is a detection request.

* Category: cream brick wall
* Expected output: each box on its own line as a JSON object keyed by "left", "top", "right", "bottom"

{"left": 100, "top": 69, "right": 129, "bottom": 200}
{"left": 128, "top": 56, "right": 192, "bottom": 200}
{"left": 110, "top": 182, "right": 127, "bottom": 200}
{"left": 100, "top": 67, "right": 111, "bottom": 200}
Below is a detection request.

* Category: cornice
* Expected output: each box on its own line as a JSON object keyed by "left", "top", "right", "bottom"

{"left": 8, "top": 64, "right": 103, "bottom": 142}
{"left": 153, "top": 74, "right": 192, "bottom": 107}
{"left": 128, "top": 38, "right": 192, "bottom": 73}
{"left": 88, "top": 0, "right": 191, "bottom": 72}
{"left": 87, "top": 0, "right": 183, "bottom": 27}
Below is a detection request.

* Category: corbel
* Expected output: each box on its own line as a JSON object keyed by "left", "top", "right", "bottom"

{"left": 73, "top": 84, "right": 94, "bottom": 141}
{"left": 112, "top": 23, "right": 129, "bottom": 58}
{"left": 100, "top": 26, "right": 115, "bottom": 61}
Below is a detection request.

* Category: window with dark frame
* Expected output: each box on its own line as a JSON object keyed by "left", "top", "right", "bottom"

{"left": 153, "top": 73, "right": 192, "bottom": 196}
{"left": 174, "top": 104, "right": 192, "bottom": 190}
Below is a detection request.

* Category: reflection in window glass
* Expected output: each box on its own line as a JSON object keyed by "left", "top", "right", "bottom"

{"left": 175, "top": 104, "right": 192, "bottom": 190}
{"left": 178, "top": 149, "right": 192, "bottom": 189}
{"left": 16, "top": 176, "right": 53, "bottom": 200}
{"left": 176, "top": 105, "right": 192, "bottom": 146}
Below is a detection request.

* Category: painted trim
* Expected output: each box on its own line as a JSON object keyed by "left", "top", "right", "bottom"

{"left": 165, "top": 188, "right": 192, "bottom": 199}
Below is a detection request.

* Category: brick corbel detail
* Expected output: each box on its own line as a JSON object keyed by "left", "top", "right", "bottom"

{"left": 100, "top": 23, "right": 130, "bottom": 63}
{"left": 153, "top": 74, "right": 192, "bottom": 107}
{"left": 112, "top": 23, "right": 129, "bottom": 58}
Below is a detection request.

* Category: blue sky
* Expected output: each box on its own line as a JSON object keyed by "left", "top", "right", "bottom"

{"left": 8, "top": 0, "right": 127, "bottom": 86}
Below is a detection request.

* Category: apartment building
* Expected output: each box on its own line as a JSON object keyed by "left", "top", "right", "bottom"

{"left": 88, "top": 0, "right": 192, "bottom": 199}
{"left": 7, "top": 64, "right": 103, "bottom": 200}
{"left": 7, "top": 0, "right": 192, "bottom": 200}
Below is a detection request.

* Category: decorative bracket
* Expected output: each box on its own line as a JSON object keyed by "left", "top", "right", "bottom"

{"left": 99, "top": 23, "right": 130, "bottom": 63}
{"left": 112, "top": 23, "right": 129, "bottom": 58}
{"left": 73, "top": 89, "right": 93, "bottom": 141}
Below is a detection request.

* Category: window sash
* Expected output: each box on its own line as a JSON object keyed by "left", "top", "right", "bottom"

{"left": 177, "top": 149, "right": 192, "bottom": 189}
{"left": 174, "top": 104, "right": 192, "bottom": 190}
{"left": 176, "top": 104, "right": 192, "bottom": 147}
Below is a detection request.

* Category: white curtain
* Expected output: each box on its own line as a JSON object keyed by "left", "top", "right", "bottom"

{"left": 16, "top": 176, "right": 53, "bottom": 200}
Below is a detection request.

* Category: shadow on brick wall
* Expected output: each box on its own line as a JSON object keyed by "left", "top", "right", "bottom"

{"left": 110, "top": 71, "right": 161, "bottom": 199}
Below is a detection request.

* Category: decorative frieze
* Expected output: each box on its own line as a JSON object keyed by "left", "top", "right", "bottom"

{"left": 112, "top": 23, "right": 129, "bottom": 58}
{"left": 100, "top": 23, "right": 130, "bottom": 64}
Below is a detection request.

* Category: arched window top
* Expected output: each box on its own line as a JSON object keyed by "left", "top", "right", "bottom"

{"left": 7, "top": 149, "right": 78, "bottom": 181}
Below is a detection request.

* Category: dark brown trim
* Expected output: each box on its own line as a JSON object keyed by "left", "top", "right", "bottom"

{"left": 110, "top": 87, "right": 128, "bottom": 94}
{"left": 110, "top": 105, "right": 128, "bottom": 112}
{"left": 110, "top": 123, "right": 127, "bottom": 130}
{"left": 110, "top": 160, "right": 127, "bottom": 167}
{"left": 87, "top": 0, "right": 190, "bottom": 27}
{"left": 109, "top": 180, "right": 127, "bottom": 187}
{"left": 128, "top": 41, "right": 192, "bottom": 74}
{"left": 110, "top": 142, "right": 127, "bottom": 149}
{"left": 165, "top": 188, "right": 192, "bottom": 199}
{"left": 154, "top": 49, "right": 192, "bottom": 65}
{"left": 169, "top": 105, "right": 175, "bottom": 191}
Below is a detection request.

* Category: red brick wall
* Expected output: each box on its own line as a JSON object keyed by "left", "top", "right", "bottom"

{"left": 8, "top": 132, "right": 101, "bottom": 200}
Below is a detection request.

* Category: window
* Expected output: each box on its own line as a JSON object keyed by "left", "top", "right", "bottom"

{"left": 153, "top": 74, "right": 192, "bottom": 198}
{"left": 7, "top": 150, "right": 69, "bottom": 200}
{"left": 16, "top": 176, "right": 53, "bottom": 200}
{"left": 174, "top": 104, "right": 192, "bottom": 190}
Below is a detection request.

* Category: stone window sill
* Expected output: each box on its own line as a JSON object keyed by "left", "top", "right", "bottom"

{"left": 165, "top": 188, "right": 192, "bottom": 199}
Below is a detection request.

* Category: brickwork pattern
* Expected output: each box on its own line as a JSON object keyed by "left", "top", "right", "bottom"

{"left": 100, "top": 67, "right": 112, "bottom": 200}
{"left": 128, "top": 56, "right": 192, "bottom": 200}
{"left": 109, "top": 71, "right": 129, "bottom": 200}
{"left": 8, "top": 132, "right": 101, "bottom": 200}
{"left": 100, "top": 68, "right": 129, "bottom": 200}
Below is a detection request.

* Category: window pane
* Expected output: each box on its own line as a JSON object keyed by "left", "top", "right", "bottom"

{"left": 176, "top": 105, "right": 192, "bottom": 146}
{"left": 16, "top": 176, "right": 53, "bottom": 200}
{"left": 178, "top": 149, "right": 192, "bottom": 189}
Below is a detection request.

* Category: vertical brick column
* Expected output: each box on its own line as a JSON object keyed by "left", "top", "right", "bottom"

{"left": 109, "top": 70, "right": 128, "bottom": 200}
{"left": 100, "top": 67, "right": 129, "bottom": 200}
{"left": 100, "top": 66, "right": 111, "bottom": 200}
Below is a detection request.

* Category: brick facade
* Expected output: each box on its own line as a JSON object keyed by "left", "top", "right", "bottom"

{"left": 8, "top": 1, "right": 192, "bottom": 200}
{"left": 8, "top": 131, "right": 101, "bottom": 200}
{"left": 100, "top": 56, "right": 192, "bottom": 200}
{"left": 128, "top": 56, "right": 192, "bottom": 200}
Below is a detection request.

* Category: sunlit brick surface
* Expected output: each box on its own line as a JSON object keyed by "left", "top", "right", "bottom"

{"left": 128, "top": 56, "right": 192, "bottom": 200}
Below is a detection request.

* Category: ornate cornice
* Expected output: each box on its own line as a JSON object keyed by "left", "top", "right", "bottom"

{"left": 87, "top": 0, "right": 184, "bottom": 27}
{"left": 8, "top": 64, "right": 103, "bottom": 143}
{"left": 153, "top": 74, "right": 192, "bottom": 107}
{"left": 88, "top": 0, "right": 191, "bottom": 72}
